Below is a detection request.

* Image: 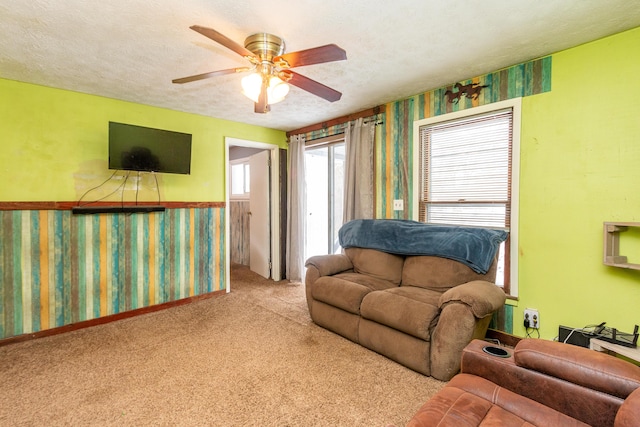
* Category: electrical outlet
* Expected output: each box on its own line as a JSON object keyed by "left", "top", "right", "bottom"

{"left": 524, "top": 309, "right": 540, "bottom": 329}
{"left": 393, "top": 199, "right": 404, "bottom": 211}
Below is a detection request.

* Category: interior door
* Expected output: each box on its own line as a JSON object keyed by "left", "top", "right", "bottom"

{"left": 249, "top": 150, "right": 271, "bottom": 278}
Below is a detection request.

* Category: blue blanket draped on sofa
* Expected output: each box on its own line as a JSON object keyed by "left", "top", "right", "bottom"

{"left": 338, "top": 219, "right": 508, "bottom": 274}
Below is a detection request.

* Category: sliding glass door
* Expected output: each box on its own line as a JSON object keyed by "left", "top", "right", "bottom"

{"left": 305, "top": 143, "right": 345, "bottom": 259}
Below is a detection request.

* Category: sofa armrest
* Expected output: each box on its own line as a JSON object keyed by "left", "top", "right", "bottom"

{"left": 438, "top": 280, "right": 506, "bottom": 318}
{"left": 304, "top": 254, "right": 354, "bottom": 318}
{"left": 429, "top": 282, "right": 504, "bottom": 380}
{"left": 305, "top": 254, "right": 353, "bottom": 277}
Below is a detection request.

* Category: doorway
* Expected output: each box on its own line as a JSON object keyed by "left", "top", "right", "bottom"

{"left": 225, "top": 137, "right": 281, "bottom": 292}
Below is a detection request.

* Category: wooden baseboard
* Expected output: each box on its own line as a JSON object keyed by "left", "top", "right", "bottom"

{"left": 486, "top": 328, "right": 522, "bottom": 348}
{"left": 0, "top": 290, "right": 225, "bottom": 347}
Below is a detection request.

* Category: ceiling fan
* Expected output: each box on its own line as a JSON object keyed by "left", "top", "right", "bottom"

{"left": 172, "top": 25, "right": 347, "bottom": 113}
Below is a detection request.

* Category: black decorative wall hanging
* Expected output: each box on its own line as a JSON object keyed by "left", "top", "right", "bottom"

{"left": 445, "top": 82, "right": 489, "bottom": 104}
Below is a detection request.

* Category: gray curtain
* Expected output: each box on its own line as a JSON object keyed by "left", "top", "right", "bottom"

{"left": 286, "top": 134, "right": 306, "bottom": 281}
{"left": 343, "top": 118, "right": 375, "bottom": 222}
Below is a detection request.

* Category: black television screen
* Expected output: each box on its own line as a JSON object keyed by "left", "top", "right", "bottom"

{"left": 108, "top": 122, "right": 192, "bottom": 174}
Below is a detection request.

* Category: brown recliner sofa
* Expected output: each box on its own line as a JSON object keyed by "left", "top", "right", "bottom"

{"left": 406, "top": 339, "right": 640, "bottom": 427}
{"left": 304, "top": 220, "right": 507, "bottom": 381}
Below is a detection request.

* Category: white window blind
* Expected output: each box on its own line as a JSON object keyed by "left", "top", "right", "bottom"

{"left": 419, "top": 108, "right": 513, "bottom": 290}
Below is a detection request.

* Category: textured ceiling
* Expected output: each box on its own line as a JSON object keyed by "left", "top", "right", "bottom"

{"left": 1, "top": 1, "right": 639, "bottom": 132}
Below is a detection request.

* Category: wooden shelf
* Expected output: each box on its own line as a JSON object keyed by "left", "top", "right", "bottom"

{"left": 603, "top": 222, "right": 640, "bottom": 270}
{"left": 590, "top": 338, "right": 640, "bottom": 364}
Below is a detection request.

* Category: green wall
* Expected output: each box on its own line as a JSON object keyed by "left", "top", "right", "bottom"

{"left": 517, "top": 26, "right": 640, "bottom": 339}
{"left": 0, "top": 79, "right": 287, "bottom": 202}
{"left": 378, "top": 26, "right": 640, "bottom": 340}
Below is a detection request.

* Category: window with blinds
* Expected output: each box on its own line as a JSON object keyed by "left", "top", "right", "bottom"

{"left": 418, "top": 108, "right": 513, "bottom": 292}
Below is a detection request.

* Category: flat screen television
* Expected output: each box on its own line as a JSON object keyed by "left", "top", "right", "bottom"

{"left": 108, "top": 121, "right": 192, "bottom": 174}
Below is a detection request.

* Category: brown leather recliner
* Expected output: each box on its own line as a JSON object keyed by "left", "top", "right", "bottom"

{"left": 406, "top": 339, "right": 640, "bottom": 427}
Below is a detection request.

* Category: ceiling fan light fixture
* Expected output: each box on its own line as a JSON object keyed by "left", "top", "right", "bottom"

{"left": 267, "top": 76, "right": 289, "bottom": 104}
{"left": 241, "top": 73, "right": 262, "bottom": 103}
{"left": 241, "top": 73, "right": 289, "bottom": 104}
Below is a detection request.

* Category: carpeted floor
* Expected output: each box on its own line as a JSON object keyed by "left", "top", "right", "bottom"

{"left": 0, "top": 264, "right": 444, "bottom": 426}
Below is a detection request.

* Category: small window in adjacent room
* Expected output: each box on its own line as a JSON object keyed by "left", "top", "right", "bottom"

{"left": 414, "top": 98, "right": 521, "bottom": 297}
{"left": 230, "top": 159, "right": 250, "bottom": 199}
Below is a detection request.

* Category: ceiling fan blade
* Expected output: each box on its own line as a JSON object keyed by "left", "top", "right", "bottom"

{"left": 283, "top": 71, "right": 342, "bottom": 102}
{"left": 190, "top": 25, "right": 256, "bottom": 59}
{"left": 274, "top": 44, "right": 346, "bottom": 68}
{"left": 172, "top": 67, "right": 250, "bottom": 84}
{"left": 254, "top": 78, "right": 270, "bottom": 113}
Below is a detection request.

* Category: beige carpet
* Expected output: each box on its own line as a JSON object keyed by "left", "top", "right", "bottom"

{"left": 0, "top": 264, "right": 444, "bottom": 426}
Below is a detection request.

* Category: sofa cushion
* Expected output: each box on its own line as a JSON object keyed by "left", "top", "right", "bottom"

{"left": 311, "top": 273, "right": 396, "bottom": 315}
{"left": 360, "top": 286, "right": 440, "bottom": 341}
{"left": 407, "top": 374, "right": 591, "bottom": 427}
{"left": 402, "top": 255, "right": 495, "bottom": 291}
{"left": 406, "top": 384, "right": 536, "bottom": 427}
{"left": 345, "top": 248, "right": 404, "bottom": 285}
{"left": 514, "top": 339, "right": 640, "bottom": 399}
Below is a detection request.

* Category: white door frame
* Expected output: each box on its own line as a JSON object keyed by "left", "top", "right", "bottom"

{"left": 224, "top": 137, "right": 281, "bottom": 292}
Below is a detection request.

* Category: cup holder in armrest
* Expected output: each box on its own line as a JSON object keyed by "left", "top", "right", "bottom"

{"left": 482, "top": 345, "right": 511, "bottom": 358}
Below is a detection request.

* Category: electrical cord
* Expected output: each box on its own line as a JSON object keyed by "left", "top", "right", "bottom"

{"left": 120, "top": 171, "right": 132, "bottom": 208}
{"left": 561, "top": 328, "right": 581, "bottom": 344}
{"left": 523, "top": 311, "right": 540, "bottom": 338}
{"left": 77, "top": 169, "right": 161, "bottom": 209}
{"left": 76, "top": 170, "right": 119, "bottom": 206}
{"left": 153, "top": 172, "right": 160, "bottom": 203}
{"left": 561, "top": 323, "right": 607, "bottom": 344}
{"left": 134, "top": 171, "right": 161, "bottom": 205}
{"left": 135, "top": 171, "right": 140, "bottom": 205}
{"left": 77, "top": 170, "right": 132, "bottom": 206}
{"left": 525, "top": 327, "right": 540, "bottom": 339}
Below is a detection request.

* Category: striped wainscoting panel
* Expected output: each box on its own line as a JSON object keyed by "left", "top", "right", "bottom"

{"left": 490, "top": 304, "right": 514, "bottom": 334}
{"left": 377, "top": 56, "right": 552, "bottom": 219}
{"left": 304, "top": 123, "right": 345, "bottom": 142}
{"left": 0, "top": 208, "right": 225, "bottom": 340}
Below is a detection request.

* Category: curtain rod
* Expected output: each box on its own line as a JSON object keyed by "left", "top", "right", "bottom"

{"left": 286, "top": 105, "right": 384, "bottom": 137}
{"left": 304, "top": 116, "right": 384, "bottom": 143}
